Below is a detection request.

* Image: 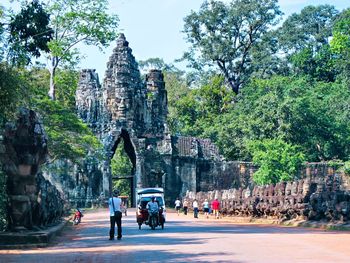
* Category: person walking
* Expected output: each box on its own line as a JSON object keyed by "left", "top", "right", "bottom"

{"left": 108, "top": 189, "right": 123, "bottom": 240}
{"left": 203, "top": 199, "right": 210, "bottom": 219}
{"left": 212, "top": 198, "right": 220, "bottom": 219}
{"left": 183, "top": 199, "right": 189, "bottom": 215}
{"left": 175, "top": 198, "right": 181, "bottom": 216}
{"left": 193, "top": 199, "right": 199, "bottom": 218}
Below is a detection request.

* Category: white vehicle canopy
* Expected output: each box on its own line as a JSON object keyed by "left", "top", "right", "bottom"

{"left": 136, "top": 188, "right": 165, "bottom": 209}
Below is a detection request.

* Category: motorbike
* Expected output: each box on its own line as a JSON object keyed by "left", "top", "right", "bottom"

{"left": 137, "top": 205, "right": 165, "bottom": 230}
{"left": 148, "top": 209, "right": 159, "bottom": 230}
{"left": 148, "top": 207, "right": 165, "bottom": 230}
{"left": 73, "top": 209, "right": 83, "bottom": 225}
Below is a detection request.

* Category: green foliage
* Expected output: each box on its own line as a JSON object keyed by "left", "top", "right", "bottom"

{"left": 19, "top": 66, "right": 101, "bottom": 163}
{"left": 31, "top": 97, "right": 101, "bottom": 162}
{"left": 330, "top": 8, "right": 350, "bottom": 84}
{"left": 290, "top": 45, "right": 337, "bottom": 82}
{"left": 343, "top": 161, "right": 350, "bottom": 175}
{"left": 182, "top": 0, "right": 282, "bottom": 94}
{"left": 327, "top": 160, "right": 343, "bottom": 170}
{"left": 248, "top": 138, "right": 305, "bottom": 185}
{"left": 0, "top": 63, "right": 26, "bottom": 124}
{"left": 138, "top": 58, "right": 178, "bottom": 73}
{"left": 163, "top": 69, "right": 192, "bottom": 134}
{"left": 228, "top": 77, "right": 350, "bottom": 161}
{"left": 55, "top": 69, "right": 79, "bottom": 110}
{"left": 46, "top": 0, "right": 119, "bottom": 99}
{"left": 331, "top": 8, "right": 350, "bottom": 54}
{"left": 276, "top": 5, "right": 340, "bottom": 83}
{"left": 111, "top": 140, "right": 133, "bottom": 197}
{"left": 7, "top": 0, "right": 53, "bottom": 65}
{"left": 170, "top": 74, "right": 350, "bottom": 162}
{"left": 168, "top": 74, "right": 234, "bottom": 139}
{"left": 0, "top": 167, "right": 8, "bottom": 231}
{"left": 278, "top": 5, "right": 338, "bottom": 53}
{"left": 0, "top": 5, "right": 5, "bottom": 61}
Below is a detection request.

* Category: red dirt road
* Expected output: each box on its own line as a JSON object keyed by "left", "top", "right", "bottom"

{"left": 0, "top": 208, "right": 350, "bottom": 262}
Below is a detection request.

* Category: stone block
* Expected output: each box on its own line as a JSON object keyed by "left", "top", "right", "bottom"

{"left": 0, "top": 144, "right": 5, "bottom": 154}
{"left": 9, "top": 195, "right": 30, "bottom": 202}
{"left": 25, "top": 185, "right": 37, "bottom": 194}
{"left": 18, "top": 165, "right": 32, "bottom": 176}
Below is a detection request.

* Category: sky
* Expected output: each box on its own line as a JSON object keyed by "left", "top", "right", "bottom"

{"left": 3, "top": 0, "right": 350, "bottom": 78}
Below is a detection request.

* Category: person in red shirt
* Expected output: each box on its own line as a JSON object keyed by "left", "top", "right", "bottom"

{"left": 211, "top": 199, "right": 220, "bottom": 219}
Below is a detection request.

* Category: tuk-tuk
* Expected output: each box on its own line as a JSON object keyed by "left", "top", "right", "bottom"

{"left": 136, "top": 188, "right": 166, "bottom": 230}
{"left": 119, "top": 196, "right": 129, "bottom": 216}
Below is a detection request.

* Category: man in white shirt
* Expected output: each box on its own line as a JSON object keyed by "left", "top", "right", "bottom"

{"left": 108, "top": 189, "right": 123, "bottom": 240}
{"left": 193, "top": 199, "right": 199, "bottom": 218}
{"left": 175, "top": 198, "right": 181, "bottom": 215}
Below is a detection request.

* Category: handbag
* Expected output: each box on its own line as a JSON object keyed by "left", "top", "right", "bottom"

{"left": 112, "top": 197, "right": 122, "bottom": 218}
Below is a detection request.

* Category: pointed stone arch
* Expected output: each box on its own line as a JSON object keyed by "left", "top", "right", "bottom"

{"left": 106, "top": 129, "right": 138, "bottom": 205}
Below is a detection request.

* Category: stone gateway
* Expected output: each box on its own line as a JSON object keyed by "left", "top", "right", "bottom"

{"left": 76, "top": 34, "right": 242, "bottom": 205}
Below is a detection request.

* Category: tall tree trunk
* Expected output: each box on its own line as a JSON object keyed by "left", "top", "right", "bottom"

{"left": 48, "top": 57, "right": 58, "bottom": 100}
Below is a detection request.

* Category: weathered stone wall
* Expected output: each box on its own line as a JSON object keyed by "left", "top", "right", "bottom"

{"left": 42, "top": 155, "right": 103, "bottom": 208}
{"left": 170, "top": 137, "right": 256, "bottom": 199}
{"left": 184, "top": 170, "right": 350, "bottom": 222}
{"left": 0, "top": 109, "right": 65, "bottom": 230}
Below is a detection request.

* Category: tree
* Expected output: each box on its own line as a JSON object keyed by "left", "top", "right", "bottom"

{"left": 138, "top": 57, "right": 178, "bottom": 73}
{"left": 164, "top": 70, "right": 192, "bottom": 134}
{"left": 331, "top": 8, "right": 350, "bottom": 53}
{"left": 277, "top": 5, "right": 339, "bottom": 81}
{"left": 330, "top": 8, "right": 350, "bottom": 83}
{"left": 182, "top": 0, "right": 282, "bottom": 94}
{"left": 45, "top": 0, "right": 118, "bottom": 100}
{"left": 22, "top": 66, "right": 101, "bottom": 163}
{"left": 0, "top": 5, "right": 5, "bottom": 61}
{"left": 214, "top": 76, "right": 350, "bottom": 162}
{"left": 278, "top": 5, "right": 338, "bottom": 54}
{"left": 0, "top": 63, "right": 25, "bottom": 124}
{"left": 248, "top": 138, "right": 305, "bottom": 185}
{"left": 7, "top": 0, "right": 53, "bottom": 65}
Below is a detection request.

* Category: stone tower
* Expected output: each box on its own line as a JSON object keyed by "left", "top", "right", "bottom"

{"left": 145, "top": 69, "right": 168, "bottom": 137}
{"left": 77, "top": 34, "right": 172, "bottom": 203}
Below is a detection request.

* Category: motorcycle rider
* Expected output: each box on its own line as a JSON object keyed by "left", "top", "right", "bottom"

{"left": 73, "top": 208, "right": 83, "bottom": 224}
{"left": 147, "top": 196, "right": 159, "bottom": 224}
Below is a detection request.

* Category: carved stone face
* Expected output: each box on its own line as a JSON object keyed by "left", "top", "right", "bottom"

{"left": 303, "top": 178, "right": 310, "bottom": 194}
{"left": 285, "top": 182, "right": 292, "bottom": 195}
{"left": 280, "top": 182, "right": 286, "bottom": 195}
{"left": 316, "top": 183, "right": 324, "bottom": 193}
{"left": 268, "top": 185, "right": 274, "bottom": 196}
{"left": 292, "top": 181, "right": 298, "bottom": 195}
{"left": 297, "top": 180, "right": 304, "bottom": 194}
{"left": 333, "top": 174, "right": 341, "bottom": 191}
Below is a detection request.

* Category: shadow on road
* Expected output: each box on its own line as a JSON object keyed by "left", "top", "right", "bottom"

{"left": 1, "top": 209, "right": 348, "bottom": 263}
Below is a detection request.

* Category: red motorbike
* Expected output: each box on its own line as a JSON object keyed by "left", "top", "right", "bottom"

{"left": 137, "top": 202, "right": 165, "bottom": 230}
{"left": 73, "top": 209, "right": 83, "bottom": 225}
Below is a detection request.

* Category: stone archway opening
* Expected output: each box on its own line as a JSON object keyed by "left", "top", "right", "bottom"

{"left": 110, "top": 129, "right": 136, "bottom": 206}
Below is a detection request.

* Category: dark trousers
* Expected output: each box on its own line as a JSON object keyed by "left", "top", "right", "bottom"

{"left": 194, "top": 207, "right": 199, "bottom": 218}
{"left": 184, "top": 206, "right": 188, "bottom": 215}
{"left": 109, "top": 213, "right": 122, "bottom": 239}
